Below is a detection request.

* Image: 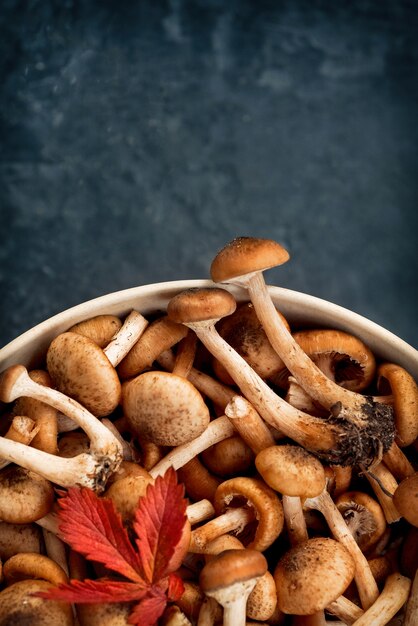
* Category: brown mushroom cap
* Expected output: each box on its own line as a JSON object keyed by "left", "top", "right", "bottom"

{"left": 118, "top": 315, "right": 188, "bottom": 380}
{"left": 377, "top": 362, "right": 418, "bottom": 447}
{"left": 255, "top": 445, "right": 326, "bottom": 498}
{"left": 393, "top": 472, "right": 418, "bottom": 527}
{"left": 214, "top": 476, "right": 284, "bottom": 551}
{"left": 123, "top": 371, "right": 210, "bottom": 446}
{"left": 0, "top": 578, "right": 73, "bottom": 625}
{"left": 335, "top": 491, "right": 387, "bottom": 552}
{"left": 0, "top": 522, "right": 42, "bottom": 561}
{"left": 46, "top": 332, "right": 121, "bottom": 417}
{"left": 167, "top": 287, "right": 237, "bottom": 324}
{"left": 3, "top": 552, "right": 69, "bottom": 586}
{"left": 210, "top": 237, "right": 290, "bottom": 282}
{"left": 104, "top": 473, "right": 154, "bottom": 522}
{"left": 200, "top": 548, "right": 267, "bottom": 592}
{"left": 201, "top": 435, "right": 255, "bottom": 477}
{"left": 0, "top": 467, "right": 54, "bottom": 523}
{"left": 274, "top": 537, "right": 355, "bottom": 615}
{"left": 68, "top": 315, "right": 123, "bottom": 348}
{"left": 77, "top": 601, "right": 132, "bottom": 626}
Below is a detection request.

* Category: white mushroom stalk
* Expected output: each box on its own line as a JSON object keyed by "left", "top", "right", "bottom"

{"left": 102, "top": 310, "right": 149, "bottom": 367}
{"left": 210, "top": 237, "right": 395, "bottom": 467}
{"left": 326, "top": 594, "right": 364, "bottom": 624}
{"left": 167, "top": 288, "right": 361, "bottom": 462}
{"left": 350, "top": 573, "right": 411, "bottom": 626}
{"left": 304, "top": 487, "right": 379, "bottom": 609}
{"left": 0, "top": 365, "right": 123, "bottom": 490}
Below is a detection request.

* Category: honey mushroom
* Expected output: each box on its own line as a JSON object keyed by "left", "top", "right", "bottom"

{"left": 274, "top": 537, "right": 355, "bottom": 615}
{"left": 335, "top": 491, "right": 387, "bottom": 553}
{"left": 0, "top": 364, "right": 123, "bottom": 490}
{"left": 0, "top": 579, "right": 73, "bottom": 625}
{"left": 393, "top": 472, "right": 418, "bottom": 527}
{"left": 190, "top": 476, "right": 284, "bottom": 553}
{"left": 0, "top": 466, "right": 54, "bottom": 524}
{"left": 178, "top": 457, "right": 222, "bottom": 503}
{"left": 68, "top": 314, "right": 123, "bottom": 347}
{"left": 47, "top": 309, "right": 148, "bottom": 417}
{"left": 118, "top": 315, "right": 188, "bottom": 379}
{"left": 166, "top": 287, "right": 352, "bottom": 463}
{"left": 377, "top": 362, "right": 418, "bottom": 447}
{"left": 210, "top": 236, "right": 395, "bottom": 467}
{"left": 349, "top": 573, "right": 411, "bottom": 626}
{"left": 122, "top": 370, "right": 210, "bottom": 447}
{"left": 2, "top": 552, "right": 69, "bottom": 586}
{"left": 199, "top": 548, "right": 268, "bottom": 626}
{"left": 0, "top": 415, "right": 39, "bottom": 470}
{"left": 0, "top": 522, "right": 42, "bottom": 561}
{"left": 201, "top": 435, "right": 254, "bottom": 478}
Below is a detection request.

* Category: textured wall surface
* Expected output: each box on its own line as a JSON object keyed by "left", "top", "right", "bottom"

{"left": 1, "top": 0, "right": 417, "bottom": 348}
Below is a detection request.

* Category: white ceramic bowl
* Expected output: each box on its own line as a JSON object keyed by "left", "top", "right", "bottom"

{"left": 1, "top": 280, "right": 417, "bottom": 379}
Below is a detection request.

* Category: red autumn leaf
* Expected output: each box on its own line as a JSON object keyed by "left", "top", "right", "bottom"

{"left": 127, "top": 587, "right": 167, "bottom": 626}
{"left": 133, "top": 466, "right": 188, "bottom": 583}
{"left": 37, "top": 579, "right": 149, "bottom": 604}
{"left": 35, "top": 469, "right": 189, "bottom": 626}
{"left": 56, "top": 487, "right": 143, "bottom": 582}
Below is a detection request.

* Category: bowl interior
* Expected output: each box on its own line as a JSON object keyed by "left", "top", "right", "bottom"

{"left": 0, "top": 279, "right": 417, "bottom": 379}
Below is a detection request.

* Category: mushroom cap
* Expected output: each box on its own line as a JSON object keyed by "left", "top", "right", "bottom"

{"left": 77, "top": 601, "right": 132, "bottom": 626}
{"left": 46, "top": 332, "right": 121, "bottom": 417}
{"left": 210, "top": 237, "right": 290, "bottom": 283}
{"left": 200, "top": 548, "right": 267, "bottom": 592}
{"left": 118, "top": 316, "right": 188, "bottom": 380}
{"left": 104, "top": 474, "right": 154, "bottom": 522}
{"left": 0, "top": 578, "right": 73, "bottom": 625}
{"left": 291, "top": 329, "right": 376, "bottom": 392}
{"left": 335, "top": 491, "right": 387, "bottom": 552}
{"left": 377, "top": 362, "right": 418, "bottom": 447}
{"left": 393, "top": 472, "right": 418, "bottom": 527}
{"left": 214, "top": 302, "right": 288, "bottom": 382}
{"left": 255, "top": 445, "right": 326, "bottom": 498}
{"left": 123, "top": 371, "right": 210, "bottom": 446}
{"left": 201, "top": 435, "right": 255, "bottom": 477}
{"left": 214, "top": 476, "right": 284, "bottom": 551}
{"left": 0, "top": 467, "right": 54, "bottom": 524}
{"left": 167, "top": 288, "right": 237, "bottom": 324}
{"left": 274, "top": 537, "right": 355, "bottom": 615}
{"left": 3, "top": 552, "right": 68, "bottom": 586}
{"left": 0, "top": 523, "right": 42, "bottom": 561}
{"left": 246, "top": 570, "right": 277, "bottom": 621}
{"left": 68, "top": 315, "right": 123, "bottom": 348}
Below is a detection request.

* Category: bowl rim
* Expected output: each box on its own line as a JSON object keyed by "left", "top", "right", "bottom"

{"left": 1, "top": 279, "right": 417, "bottom": 378}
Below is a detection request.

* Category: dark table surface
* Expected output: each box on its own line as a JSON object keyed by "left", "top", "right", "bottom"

{"left": 1, "top": 0, "right": 417, "bottom": 350}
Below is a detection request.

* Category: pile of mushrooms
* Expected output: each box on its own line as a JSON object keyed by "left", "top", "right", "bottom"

{"left": 0, "top": 235, "right": 417, "bottom": 626}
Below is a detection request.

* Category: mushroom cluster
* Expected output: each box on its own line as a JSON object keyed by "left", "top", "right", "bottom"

{"left": 0, "top": 236, "right": 417, "bottom": 626}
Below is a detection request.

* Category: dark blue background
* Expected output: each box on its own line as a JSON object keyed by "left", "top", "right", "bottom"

{"left": 1, "top": 0, "right": 417, "bottom": 348}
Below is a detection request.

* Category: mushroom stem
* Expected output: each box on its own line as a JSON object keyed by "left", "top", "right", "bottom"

{"left": 382, "top": 442, "right": 415, "bottom": 481}
{"left": 326, "top": 595, "right": 364, "bottom": 624}
{"left": 362, "top": 463, "right": 401, "bottom": 523}
{"left": 101, "top": 418, "right": 135, "bottom": 462}
{"left": 0, "top": 438, "right": 113, "bottom": 490}
{"left": 0, "top": 365, "right": 123, "bottom": 464}
{"left": 172, "top": 330, "right": 198, "bottom": 378}
{"left": 186, "top": 500, "right": 216, "bottom": 526}
{"left": 236, "top": 271, "right": 395, "bottom": 463}
{"left": 304, "top": 488, "right": 379, "bottom": 610}
{"left": 189, "top": 507, "right": 255, "bottom": 553}
{"left": 404, "top": 569, "right": 418, "bottom": 626}
{"left": 282, "top": 495, "right": 309, "bottom": 546}
{"left": 0, "top": 416, "right": 40, "bottom": 470}
{"left": 350, "top": 573, "right": 411, "bottom": 626}
{"left": 224, "top": 396, "right": 275, "bottom": 454}
{"left": 42, "top": 528, "right": 70, "bottom": 577}
{"left": 150, "top": 416, "right": 235, "bottom": 478}
{"left": 102, "top": 310, "right": 148, "bottom": 367}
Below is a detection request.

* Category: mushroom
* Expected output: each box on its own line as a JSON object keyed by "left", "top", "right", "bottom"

{"left": 104, "top": 472, "right": 154, "bottom": 523}
{"left": 172, "top": 329, "right": 198, "bottom": 378}
{"left": 274, "top": 537, "right": 355, "bottom": 615}
{"left": 275, "top": 329, "right": 376, "bottom": 393}
{"left": 161, "top": 605, "right": 194, "bottom": 625}
{"left": 2, "top": 552, "right": 69, "bottom": 586}
{"left": 123, "top": 370, "right": 210, "bottom": 446}
{"left": 42, "top": 528, "right": 69, "bottom": 577}
{"left": 393, "top": 472, "right": 418, "bottom": 527}
{"left": 166, "top": 287, "right": 353, "bottom": 463}
{"left": 0, "top": 415, "right": 40, "bottom": 470}
{"left": 186, "top": 499, "right": 216, "bottom": 526}
{"left": 178, "top": 457, "right": 221, "bottom": 503}
{"left": 405, "top": 569, "right": 418, "bottom": 626}
{"left": 0, "top": 522, "right": 42, "bottom": 561}
{"left": 0, "top": 466, "right": 54, "bottom": 523}
{"left": 0, "top": 579, "right": 73, "bottom": 625}
{"left": 224, "top": 395, "right": 275, "bottom": 454}
{"left": 199, "top": 548, "right": 268, "bottom": 626}
{"left": 362, "top": 462, "right": 401, "bottom": 524}
{"left": 118, "top": 315, "right": 188, "bottom": 379}
{"left": 326, "top": 595, "right": 364, "bottom": 624}
{"left": 335, "top": 491, "right": 387, "bottom": 553}
{"left": 68, "top": 314, "right": 123, "bottom": 347}
{"left": 210, "top": 237, "right": 395, "bottom": 467}
{"left": 377, "top": 362, "right": 418, "bottom": 447}
{"left": 303, "top": 487, "right": 380, "bottom": 608}
{"left": 0, "top": 364, "right": 123, "bottom": 490}
{"left": 202, "top": 436, "right": 254, "bottom": 478}
{"left": 349, "top": 573, "right": 411, "bottom": 626}
{"left": 192, "top": 476, "right": 284, "bottom": 553}
{"left": 213, "top": 301, "right": 290, "bottom": 383}
{"left": 46, "top": 310, "right": 148, "bottom": 417}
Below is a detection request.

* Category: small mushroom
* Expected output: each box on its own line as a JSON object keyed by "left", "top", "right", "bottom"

{"left": 178, "top": 457, "right": 221, "bottom": 503}
{"left": 0, "top": 579, "right": 73, "bottom": 625}
{"left": 210, "top": 237, "right": 395, "bottom": 467}
{"left": 201, "top": 435, "right": 254, "bottom": 478}
{"left": 0, "top": 415, "right": 40, "bottom": 470}
{"left": 0, "top": 522, "right": 42, "bottom": 561}
{"left": 335, "top": 491, "right": 387, "bottom": 553}
{"left": 393, "top": 472, "right": 418, "bottom": 527}
{"left": 0, "top": 364, "right": 123, "bottom": 490}
{"left": 118, "top": 315, "right": 188, "bottom": 379}
{"left": 304, "top": 487, "right": 379, "bottom": 609}
{"left": 0, "top": 466, "right": 54, "bottom": 523}
{"left": 274, "top": 537, "right": 355, "bottom": 615}
{"left": 200, "top": 548, "right": 268, "bottom": 626}
{"left": 123, "top": 370, "right": 210, "bottom": 446}
{"left": 377, "top": 362, "right": 418, "bottom": 447}
{"left": 47, "top": 310, "right": 147, "bottom": 417}
{"left": 2, "top": 552, "right": 69, "bottom": 586}
{"left": 68, "top": 314, "right": 123, "bottom": 348}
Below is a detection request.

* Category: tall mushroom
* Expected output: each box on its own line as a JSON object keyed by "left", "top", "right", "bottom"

{"left": 210, "top": 237, "right": 395, "bottom": 467}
